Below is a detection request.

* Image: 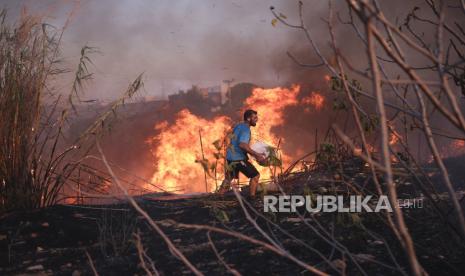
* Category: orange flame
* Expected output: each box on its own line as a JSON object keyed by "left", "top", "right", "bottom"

{"left": 389, "top": 126, "right": 401, "bottom": 146}
{"left": 243, "top": 85, "right": 300, "bottom": 170}
{"left": 353, "top": 143, "right": 375, "bottom": 156}
{"left": 389, "top": 133, "right": 399, "bottom": 146}
{"left": 302, "top": 92, "right": 324, "bottom": 111}
{"left": 148, "top": 85, "right": 302, "bottom": 193}
{"left": 147, "top": 110, "right": 231, "bottom": 193}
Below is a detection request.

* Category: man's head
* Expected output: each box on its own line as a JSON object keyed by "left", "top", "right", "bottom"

{"left": 244, "top": 109, "right": 258, "bottom": 126}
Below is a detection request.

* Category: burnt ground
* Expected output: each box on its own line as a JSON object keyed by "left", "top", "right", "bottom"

{"left": 1, "top": 158, "right": 465, "bottom": 275}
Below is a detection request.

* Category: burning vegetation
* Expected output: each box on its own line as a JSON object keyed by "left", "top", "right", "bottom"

{"left": 147, "top": 109, "right": 232, "bottom": 193}
{"left": 147, "top": 85, "right": 326, "bottom": 193}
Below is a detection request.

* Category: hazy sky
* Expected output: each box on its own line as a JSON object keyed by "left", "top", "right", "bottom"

{"left": 2, "top": 0, "right": 462, "bottom": 102}
{"left": 1, "top": 0, "right": 334, "bottom": 100}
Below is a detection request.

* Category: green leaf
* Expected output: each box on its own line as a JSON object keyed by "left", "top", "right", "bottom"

{"left": 213, "top": 208, "right": 230, "bottom": 223}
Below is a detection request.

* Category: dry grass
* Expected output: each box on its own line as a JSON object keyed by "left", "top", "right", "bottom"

{"left": 0, "top": 10, "right": 57, "bottom": 211}
{"left": 0, "top": 9, "right": 143, "bottom": 213}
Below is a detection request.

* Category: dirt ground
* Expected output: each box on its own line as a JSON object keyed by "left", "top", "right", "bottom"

{"left": 0, "top": 187, "right": 464, "bottom": 275}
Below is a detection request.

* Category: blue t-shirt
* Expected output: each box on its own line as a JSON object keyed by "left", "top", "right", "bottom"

{"left": 226, "top": 122, "right": 251, "bottom": 161}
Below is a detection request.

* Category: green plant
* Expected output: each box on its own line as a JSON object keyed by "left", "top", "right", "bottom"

{"left": 330, "top": 74, "right": 363, "bottom": 111}
{"left": 266, "top": 146, "right": 282, "bottom": 166}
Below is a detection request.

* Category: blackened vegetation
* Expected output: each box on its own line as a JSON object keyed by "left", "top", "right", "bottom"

{"left": 0, "top": 147, "right": 464, "bottom": 275}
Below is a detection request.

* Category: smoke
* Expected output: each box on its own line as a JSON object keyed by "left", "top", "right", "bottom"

{"left": 0, "top": 0, "right": 336, "bottom": 100}
{"left": 2, "top": 0, "right": 463, "bottom": 98}
{"left": 0, "top": 0, "right": 396, "bottom": 99}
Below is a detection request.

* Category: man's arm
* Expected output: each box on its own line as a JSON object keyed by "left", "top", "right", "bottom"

{"left": 237, "top": 126, "right": 266, "bottom": 162}
{"left": 239, "top": 142, "right": 266, "bottom": 162}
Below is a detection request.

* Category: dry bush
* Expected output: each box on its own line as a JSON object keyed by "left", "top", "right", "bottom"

{"left": 270, "top": 1, "right": 465, "bottom": 274}
{"left": 0, "top": 10, "right": 143, "bottom": 213}
{"left": 0, "top": 10, "right": 60, "bottom": 211}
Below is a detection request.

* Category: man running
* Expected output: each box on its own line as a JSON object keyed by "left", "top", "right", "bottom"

{"left": 218, "top": 109, "right": 266, "bottom": 197}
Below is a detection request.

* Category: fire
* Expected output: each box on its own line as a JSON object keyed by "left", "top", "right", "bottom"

{"left": 353, "top": 148, "right": 362, "bottom": 156}
{"left": 302, "top": 91, "right": 324, "bottom": 111}
{"left": 147, "top": 109, "right": 231, "bottom": 193}
{"left": 243, "top": 85, "right": 300, "bottom": 170}
{"left": 389, "top": 126, "right": 401, "bottom": 146}
{"left": 148, "top": 85, "right": 302, "bottom": 193}
{"left": 389, "top": 133, "right": 399, "bottom": 146}
{"left": 353, "top": 143, "right": 375, "bottom": 156}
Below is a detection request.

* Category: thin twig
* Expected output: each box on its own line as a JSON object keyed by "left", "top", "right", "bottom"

{"left": 96, "top": 140, "right": 204, "bottom": 276}
{"left": 85, "top": 250, "right": 99, "bottom": 276}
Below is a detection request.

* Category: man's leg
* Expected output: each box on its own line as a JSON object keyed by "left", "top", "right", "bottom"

{"left": 238, "top": 160, "right": 260, "bottom": 197}
{"left": 249, "top": 174, "right": 260, "bottom": 197}
{"left": 218, "top": 161, "right": 237, "bottom": 194}
{"left": 217, "top": 178, "right": 231, "bottom": 194}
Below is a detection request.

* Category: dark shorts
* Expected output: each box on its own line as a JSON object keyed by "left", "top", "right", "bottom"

{"left": 226, "top": 159, "right": 259, "bottom": 179}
